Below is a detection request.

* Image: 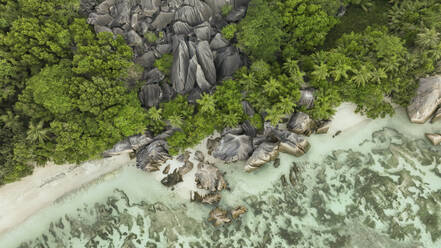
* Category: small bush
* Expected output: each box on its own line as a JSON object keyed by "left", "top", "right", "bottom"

{"left": 221, "top": 23, "right": 237, "bottom": 40}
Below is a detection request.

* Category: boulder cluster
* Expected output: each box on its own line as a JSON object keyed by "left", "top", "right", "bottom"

{"left": 407, "top": 75, "right": 441, "bottom": 145}
{"left": 82, "top": 0, "right": 248, "bottom": 108}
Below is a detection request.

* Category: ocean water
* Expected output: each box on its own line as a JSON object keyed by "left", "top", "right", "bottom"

{"left": 0, "top": 108, "right": 440, "bottom": 248}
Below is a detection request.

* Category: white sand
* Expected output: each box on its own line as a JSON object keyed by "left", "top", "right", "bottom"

{"left": 0, "top": 153, "right": 133, "bottom": 236}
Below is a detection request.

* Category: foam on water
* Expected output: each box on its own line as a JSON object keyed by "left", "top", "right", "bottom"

{"left": 0, "top": 106, "right": 440, "bottom": 248}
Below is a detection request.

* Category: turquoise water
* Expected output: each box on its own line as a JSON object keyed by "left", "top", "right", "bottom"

{"left": 1, "top": 108, "right": 440, "bottom": 248}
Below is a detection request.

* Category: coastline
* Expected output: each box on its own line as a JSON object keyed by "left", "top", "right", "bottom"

{"left": 0, "top": 102, "right": 437, "bottom": 239}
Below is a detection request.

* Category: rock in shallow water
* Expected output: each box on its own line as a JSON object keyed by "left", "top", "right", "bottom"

{"left": 425, "top": 133, "right": 441, "bottom": 145}
{"left": 208, "top": 208, "right": 231, "bottom": 226}
{"left": 195, "top": 162, "right": 227, "bottom": 191}
{"left": 266, "top": 125, "right": 310, "bottom": 157}
{"left": 407, "top": 75, "right": 441, "bottom": 124}
{"left": 245, "top": 142, "right": 279, "bottom": 172}
{"left": 190, "top": 191, "right": 221, "bottom": 204}
{"left": 161, "top": 169, "right": 183, "bottom": 187}
{"left": 431, "top": 107, "right": 441, "bottom": 123}
{"left": 231, "top": 206, "right": 247, "bottom": 219}
{"left": 136, "top": 140, "right": 171, "bottom": 171}
{"left": 212, "top": 134, "right": 253, "bottom": 162}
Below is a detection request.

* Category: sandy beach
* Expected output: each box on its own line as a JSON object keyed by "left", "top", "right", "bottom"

{"left": 0, "top": 102, "right": 372, "bottom": 237}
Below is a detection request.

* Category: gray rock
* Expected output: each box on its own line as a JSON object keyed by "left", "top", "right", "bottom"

{"left": 408, "top": 75, "right": 441, "bottom": 124}
{"left": 196, "top": 41, "right": 216, "bottom": 85}
{"left": 234, "top": 0, "right": 251, "bottom": 8}
{"left": 221, "top": 126, "right": 244, "bottom": 136}
{"left": 171, "top": 34, "right": 185, "bottom": 52}
{"left": 160, "top": 82, "right": 175, "bottom": 102}
{"left": 241, "top": 120, "right": 257, "bottom": 137}
{"left": 187, "top": 40, "right": 197, "bottom": 58}
{"left": 266, "top": 126, "right": 310, "bottom": 157}
{"left": 210, "top": 33, "right": 230, "bottom": 50}
{"left": 194, "top": 150, "right": 205, "bottom": 162}
{"left": 194, "top": 22, "right": 211, "bottom": 41}
{"left": 127, "top": 30, "right": 143, "bottom": 47}
{"left": 139, "top": 84, "right": 162, "bottom": 108}
{"left": 161, "top": 169, "right": 183, "bottom": 187}
{"left": 187, "top": 87, "right": 202, "bottom": 103}
{"left": 215, "top": 48, "right": 241, "bottom": 79}
{"left": 175, "top": 1, "right": 213, "bottom": 26}
{"left": 425, "top": 133, "right": 441, "bottom": 145}
{"left": 185, "top": 56, "right": 198, "bottom": 93}
{"left": 196, "top": 62, "right": 212, "bottom": 91}
{"left": 80, "top": 0, "right": 98, "bottom": 16}
{"left": 113, "top": 1, "right": 131, "bottom": 26}
{"left": 208, "top": 207, "right": 231, "bottom": 226}
{"left": 140, "top": 0, "right": 161, "bottom": 11}
{"left": 95, "top": 0, "right": 114, "bottom": 15}
{"left": 226, "top": 6, "right": 246, "bottom": 22}
{"left": 130, "top": 13, "right": 140, "bottom": 30}
{"left": 213, "top": 134, "right": 253, "bottom": 162}
{"left": 173, "top": 21, "right": 193, "bottom": 35}
{"left": 129, "top": 134, "right": 153, "bottom": 150}
{"left": 252, "top": 135, "right": 267, "bottom": 148}
{"left": 204, "top": 0, "right": 229, "bottom": 13}
{"left": 210, "top": 13, "right": 228, "bottom": 30}
{"left": 88, "top": 13, "right": 113, "bottom": 26}
{"left": 316, "top": 120, "right": 331, "bottom": 134}
{"left": 156, "top": 43, "right": 172, "bottom": 55}
{"left": 135, "top": 51, "right": 156, "bottom": 68}
{"left": 94, "top": 25, "right": 113, "bottom": 33}
{"left": 195, "top": 162, "right": 227, "bottom": 191}
{"left": 136, "top": 140, "right": 170, "bottom": 171}
{"left": 241, "top": 101, "right": 255, "bottom": 116}
{"left": 298, "top": 89, "right": 315, "bottom": 109}
{"left": 152, "top": 11, "right": 175, "bottom": 30}
{"left": 102, "top": 139, "right": 132, "bottom": 157}
{"left": 245, "top": 142, "right": 279, "bottom": 172}
{"left": 171, "top": 40, "right": 190, "bottom": 94}
{"left": 432, "top": 108, "right": 441, "bottom": 123}
{"left": 287, "top": 112, "right": 315, "bottom": 136}
{"left": 112, "top": 27, "right": 124, "bottom": 36}
{"left": 144, "top": 68, "right": 165, "bottom": 84}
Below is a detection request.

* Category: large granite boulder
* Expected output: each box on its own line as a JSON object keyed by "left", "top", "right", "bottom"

{"left": 195, "top": 162, "right": 227, "bottom": 191}
{"left": 266, "top": 125, "right": 310, "bottom": 157}
{"left": 431, "top": 107, "right": 441, "bottom": 123}
{"left": 173, "top": 21, "right": 193, "bottom": 35}
{"left": 245, "top": 142, "right": 279, "bottom": 172}
{"left": 407, "top": 75, "right": 441, "bottom": 124}
{"left": 287, "top": 112, "right": 315, "bottom": 136}
{"left": 215, "top": 47, "right": 242, "bottom": 79}
{"left": 241, "top": 120, "right": 257, "bottom": 137}
{"left": 151, "top": 11, "right": 174, "bottom": 30}
{"left": 212, "top": 134, "right": 253, "bottom": 162}
{"left": 144, "top": 68, "right": 165, "bottom": 84}
{"left": 175, "top": 1, "right": 213, "bottom": 26}
{"left": 298, "top": 89, "right": 315, "bottom": 109}
{"left": 194, "top": 22, "right": 212, "bottom": 41}
{"left": 195, "top": 62, "right": 212, "bottom": 91}
{"left": 135, "top": 51, "right": 156, "bottom": 68}
{"left": 136, "top": 140, "right": 171, "bottom": 171}
{"left": 171, "top": 40, "right": 190, "bottom": 94}
{"left": 425, "top": 133, "right": 441, "bottom": 146}
{"left": 102, "top": 139, "right": 132, "bottom": 157}
{"left": 94, "top": 25, "right": 113, "bottom": 33}
{"left": 139, "top": 84, "right": 162, "bottom": 108}
{"left": 88, "top": 13, "right": 113, "bottom": 26}
{"left": 210, "top": 33, "right": 229, "bottom": 50}
{"left": 196, "top": 41, "right": 216, "bottom": 85}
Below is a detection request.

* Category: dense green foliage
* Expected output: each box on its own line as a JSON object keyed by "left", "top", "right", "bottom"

{"left": 0, "top": 1, "right": 146, "bottom": 184}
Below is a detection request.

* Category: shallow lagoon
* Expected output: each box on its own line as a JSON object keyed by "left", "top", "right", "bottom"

{"left": 0, "top": 107, "right": 440, "bottom": 248}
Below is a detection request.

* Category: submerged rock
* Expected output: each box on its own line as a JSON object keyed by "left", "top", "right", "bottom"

{"left": 273, "top": 157, "right": 280, "bottom": 168}
{"left": 208, "top": 208, "right": 231, "bottom": 226}
{"left": 287, "top": 112, "right": 315, "bottom": 136}
{"left": 178, "top": 160, "right": 194, "bottom": 176}
{"left": 161, "top": 169, "right": 183, "bottom": 187}
{"left": 212, "top": 134, "right": 253, "bottom": 162}
{"left": 425, "top": 133, "right": 441, "bottom": 146}
{"left": 231, "top": 206, "right": 247, "bottom": 219}
{"left": 190, "top": 191, "right": 221, "bottom": 204}
{"left": 407, "top": 75, "right": 441, "bottom": 124}
{"left": 195, "top": 162, "right": 227, "bottom": 191}
{"left": 245, "top": 142, "right": 279, "bottom": 172}
{"left": 136, "top": 140, "right": 171, "bottom": 171}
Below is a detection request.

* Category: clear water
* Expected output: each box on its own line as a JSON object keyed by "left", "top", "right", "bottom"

{"left": 1, "top": 108, "right": 440, "bottom": 248}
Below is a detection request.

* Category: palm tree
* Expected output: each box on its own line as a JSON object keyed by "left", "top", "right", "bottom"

{"left": 239, "top": 72, "right": 258, "bottom": 92}
{"left": 331, "top": 62, "right": 352, "bottom": 82}
{"left": 371, "top": 67, "right": 387, "bottom": 84}
{"left": 263, "top": 77, "right": 280, "bottom": 97}
{"left": 265, "top": 106, "right": 284, "bottom": 126}
{"left": 168, "top": 115, "right": 183, "bottom": 128}
{"left": 26, "top": 120, "right": 50, "bottom": 144}
{"left": 278, "top": 96, "right": 295, "bottom": 114}
{"left": 148, "top": 107, "right": 162, "bottom": 121}
{"left": 0, "top": 111, "right": 21, "bottom": 131}
{"left": 196, "top": 93, "right": 216, "bottom": 114}
{"left": 311, "top": 62, "right": 329, "bottom": 81}
{"left": 352, "top": 65, "right": 373, "bottom": 87}
{"left": 416, "top": 28, "right": 440, "bottom": 49}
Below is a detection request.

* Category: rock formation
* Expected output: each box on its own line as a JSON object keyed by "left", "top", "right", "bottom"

{"left": 212, "top": 133, "right": 254, "bottom": 162}
{"left": 407, "top": 75, "right": 441, "bottom": 124}
{"left": 194, "top": 162, "right": 227, "bottom": 191}
{"left": 245, "top": 142, "right": 279, "bottom": 172}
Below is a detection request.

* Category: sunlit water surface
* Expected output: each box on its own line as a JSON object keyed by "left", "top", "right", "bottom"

{"left": 1, "top": 108, "right": 440, "bottom": 248}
